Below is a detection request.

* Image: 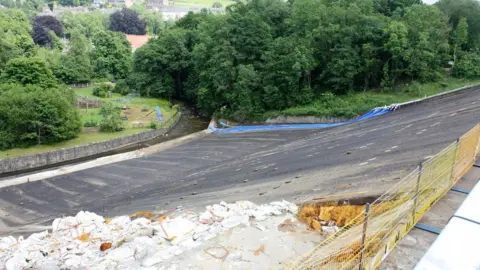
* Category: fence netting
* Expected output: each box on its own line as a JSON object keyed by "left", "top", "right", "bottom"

{"left": 287, "top": 124, "right": 480, "bottom": 270}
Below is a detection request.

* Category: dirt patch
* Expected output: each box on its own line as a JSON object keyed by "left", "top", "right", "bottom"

{"left": 296, "top": 200, "right": 398, "bottom": 229}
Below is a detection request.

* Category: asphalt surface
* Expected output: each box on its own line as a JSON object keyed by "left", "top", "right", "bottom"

{"left": 1, "top": 89, "right": 480, "bottom": 235}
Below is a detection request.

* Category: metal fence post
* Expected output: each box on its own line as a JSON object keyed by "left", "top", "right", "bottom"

{"left": 359, "top": 203, "right": 370, "bottom": 270}
{"left": 450, "top": 138, "right": 460, "bottom": 186}
{"left": 412, "top": 162, "right": 423, "bottom": 224}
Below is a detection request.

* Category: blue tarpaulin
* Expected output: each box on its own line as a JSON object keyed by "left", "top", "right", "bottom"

{"left": 211, "top": 107, "right": 392, "bottom": 134}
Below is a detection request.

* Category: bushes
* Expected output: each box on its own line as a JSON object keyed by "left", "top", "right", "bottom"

{"left": 113, "top": 79, "right": 131, "bottom": 95}
{"left": 454, "top": 51, "right": 480, "bottom": 78}
{"left": 149, "top": 121, "right": 157, "bottom": 129}
{"left": 83, "top": 120, "right": 99, "bottom": 127}
{"left": 92, "top": 84, "right": 113, "bottom": 98}
{"left": 99, "top": 102, "right": 123, "bottom": 132}
{"left": 0, "top": 84, "right": 81, "bottom": 149}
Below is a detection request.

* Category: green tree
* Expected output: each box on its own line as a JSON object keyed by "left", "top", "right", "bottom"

{"left": 113, "top": 79, "right": 131, "bottom": 95}
{"left": 383, "top": 20, "right": 408, "bottom": 87}
{"left": 54, "top": 30, "right": 93, "bottom": 84}
{"left": 143, "top": 11, "right": 164, "bottom": 35}
{"left": 0, "top": 84, "right": 81, "bottom": 149}
{"left": 0, "top": 57, "right": 57, "bottom": 88}
{"left": 262, "top": 36, "right": 315, "bottom": 109}
{"left": 0, "top": 9, "right": 36, "bottom": 69}
{"left": 92, "top": 84, "right": 113, "bottom": 98}
{"left": 454, "top": 50, "right": 480, "bottom": 78}
{"left": 453, "top": 17, "right": 469, "bottom": 69}
{"left": 288, "top": 0, "right": 326, "bottom": 36}
{"left": 60, "top": 11, "right": 109, "bottom": 38}
{"left": 455, "top": 17, "right": 469, "bottom": 49}
{"left": 91, "top": 31, "right": 132, "bottom": 79}
{"left": 402, "top": 4, "right": 449, "bottom": 82}
{"left": 120, "top": 0, "right": 480, "bottom": 121}
{"left": 229, "top": 65, "right": 261, "bottom": 122}
{"left": 130, "top": 28, "right": 190, "bottom": 99}
{"left": 374, "top": 0, "right": 422, "bottom": 16}
{"left": 437, "top": 0, "right": 480, "bottom": 50}
{"left": 99, "top": 103, "right": 123, "bottom": 132}
{"left": 131, "top": 5, "right": 164, "bottom": 35}
{"left": 57, "top": 0, "right": 91, "bottom": 6}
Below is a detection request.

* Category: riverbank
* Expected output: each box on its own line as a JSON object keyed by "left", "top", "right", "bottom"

{"left": 261, "top": 78, "right": 480, "bottom": 123}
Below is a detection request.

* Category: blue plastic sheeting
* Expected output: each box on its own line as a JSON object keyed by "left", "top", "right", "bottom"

{"left": 415, "top": 223, "right": 442, "bottom": 235}
{"left": 212, "top": 107, "right": 392, "bottom": 134}
{"left": 451, "top": 186, "right": 471, "bottom": 195}
{"left": 219, "top": 121, "right": 230, "bottom": 128}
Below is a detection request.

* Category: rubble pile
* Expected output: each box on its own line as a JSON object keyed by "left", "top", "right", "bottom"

{"left": 0, "top": 200, "right": 298, "bottom": 269}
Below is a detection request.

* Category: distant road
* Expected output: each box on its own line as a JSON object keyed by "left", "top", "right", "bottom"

{"left": 1, "top": 88, "right": 480, "bottom": 235}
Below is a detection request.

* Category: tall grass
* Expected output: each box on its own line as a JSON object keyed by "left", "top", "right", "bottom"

{"left": 263, "top": 78, "right": 480, "bottom": 120}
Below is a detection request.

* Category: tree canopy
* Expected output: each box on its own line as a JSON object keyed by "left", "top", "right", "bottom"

{"left": 0, "top": 7, "right": 138, "bottom": 150}
{"left": 0, "top": 57, "right": 57, "bottom": 88}
{"left": 57, "top": 0, "right": 93, "bottom": 7}
{"left": 0, "top": 84, "right": 81, "bottom": 149}
{"left": 1, "top": 0, "right": 480, "bottom": 133}
{"left": 124, "top": 0, "right": 450, "bottom": 121}
{"left": 92, "top": 30, "right": 132, "bottom": 80}
{"left": 109, "top": 8, "right": 147, "bottom": 35}
{"left": 54, "top": 30, "right": 94, "bottom": 84}
{"left": 0, "top": 9, "right": 36, "bottom": 69}
{"left": 32, "top": 15, "right": 64, "bottom": 48}
{"left": 60, "top": 11, "right": 109, "bottom": 38}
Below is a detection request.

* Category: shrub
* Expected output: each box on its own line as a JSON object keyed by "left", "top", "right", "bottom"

{"left": 454, "top": 51, "right": 480, "bottom": 78}
{"left": 113, "top": 79, "right": 131, "bottom": 95}
{"left": 83, "top": 120, "right": 98, "bottom": 127}
{"left": 99, "top": 103, "right": 123, "bottom": 132}
{"left": 149, "top": 121, "right": 157, "bottom": 129}
{"left": 92, "top": 84, "right": 113, "bottom": 98}
{"left": 403, "top": 82, "right": 422, "bottom": 96}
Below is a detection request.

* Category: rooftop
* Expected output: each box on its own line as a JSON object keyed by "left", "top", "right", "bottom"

{"left": 126, "top": 34, "right": 152, "bottom": 51}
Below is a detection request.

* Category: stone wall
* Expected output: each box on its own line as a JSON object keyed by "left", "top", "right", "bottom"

{"left": 0, "top": 112, "right": 181, "bottom": 174}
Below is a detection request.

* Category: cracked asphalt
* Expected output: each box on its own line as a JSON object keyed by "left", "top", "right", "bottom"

{"left": 1, "top": 88, "right": 480, "bottom": 235}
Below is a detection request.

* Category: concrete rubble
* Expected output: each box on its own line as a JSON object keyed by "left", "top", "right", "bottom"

{"left": 0, "top": 200, "right": 305, "bottom": 269}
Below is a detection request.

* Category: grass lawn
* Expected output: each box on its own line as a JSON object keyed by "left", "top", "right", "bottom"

{"left": 173, "top": 0, "right": 234, "bottom": 7}
{"left": 75, "top": 86, "right": 176, "bottom": 127}
{"left": 0, "top": 128, "right": 150, "bottom": 159}
{"left": 262, "top": 78, "right": 480, "bottom": 120}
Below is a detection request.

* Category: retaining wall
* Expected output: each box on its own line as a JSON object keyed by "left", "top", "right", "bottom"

{"left": 0, "top": 113, "right": 181, "bottom": 174}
